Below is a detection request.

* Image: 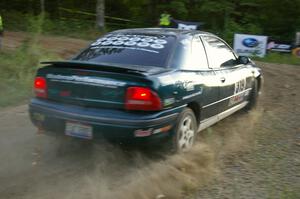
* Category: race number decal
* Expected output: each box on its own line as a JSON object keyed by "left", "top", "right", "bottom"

{"left": 234, "top": 78, "right": 246, "bottom": 93}
{"left": 229, "top": 78, "right": 246, "bottom": 106}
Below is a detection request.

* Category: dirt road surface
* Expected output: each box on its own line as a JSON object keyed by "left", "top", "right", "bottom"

{"left": 3, "top": 31, "right": 89, "bottom": 58}
{"left": 0, "top": 32, "right": 299, "bottom": 199}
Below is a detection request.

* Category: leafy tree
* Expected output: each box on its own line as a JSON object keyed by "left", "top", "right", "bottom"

{"left": 1, "top": 0, "right": 300, "bottom": 42}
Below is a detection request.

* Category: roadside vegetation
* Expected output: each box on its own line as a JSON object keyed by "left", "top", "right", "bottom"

{"left": 2, "top": 0, "right": 300, "bottom": 42}
{"left": 254, "top": 52, "right": 300, "bottom": 66}
{"left": 0, "top": 43, "right": 58, "bottom": 107}
{"left": 3, "top": 12, "right": 101, "bottom": 40}
{"left": 0, "top": 16, "right": 59, "bottom": 108}
{"left": 0, "top": 48, "right": 34, "bottom": 107}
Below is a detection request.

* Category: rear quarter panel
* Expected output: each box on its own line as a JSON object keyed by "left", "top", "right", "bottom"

{"left": 154, "top": 69, "right": 220, "bottom": 119}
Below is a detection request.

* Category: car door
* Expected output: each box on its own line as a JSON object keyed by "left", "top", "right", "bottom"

{"left": 171, "top": 35, "right": 220, "bottom": 121}
{"left": 201, "top": 35, "right": 252, "bottom": 114}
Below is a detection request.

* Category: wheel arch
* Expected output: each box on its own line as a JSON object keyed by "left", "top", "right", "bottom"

{"left": 256, "top": 75, "right": 263, "bottom": 94}
{"left": 187, "top": 101, "right": 201, "bottom": 125}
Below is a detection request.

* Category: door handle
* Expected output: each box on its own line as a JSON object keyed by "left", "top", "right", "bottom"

{"left": 220, "top": 77, "right": 226, "bottom": 83}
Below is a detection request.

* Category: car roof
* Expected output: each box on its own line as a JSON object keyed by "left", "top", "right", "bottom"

{"left": 111, "top": 28, "right": 215, "bottom": 37}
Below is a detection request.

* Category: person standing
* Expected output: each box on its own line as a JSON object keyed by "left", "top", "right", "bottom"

{"left": 159, "top": 12, "right": 171, "bottom": 27}
{"left": 0, "top": 14, "right": 3, "bottom": 49}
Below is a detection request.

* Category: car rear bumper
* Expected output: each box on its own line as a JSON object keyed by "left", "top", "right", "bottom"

{"left": 29, "top": 98, "right": 183, "bottom": 140}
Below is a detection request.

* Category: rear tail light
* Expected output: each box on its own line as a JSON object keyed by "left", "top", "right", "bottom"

{"left": 125, "top": 87, "right": 162, "bottom": 111}
{"left": 34, "top": 77, "right": 47, "bottom": 98}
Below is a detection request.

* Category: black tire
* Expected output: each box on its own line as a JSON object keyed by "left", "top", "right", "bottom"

{"left": 169, "top": 107, "right": 197, "bottom": 153}
{"left": 245, "top": 79, "right": 258, "bottom": 111}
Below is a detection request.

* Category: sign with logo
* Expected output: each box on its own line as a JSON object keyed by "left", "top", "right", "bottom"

{"left": 267, "top": 41, "right": 292, "bottom": 53}
{"left": 233, "top": 34, "right": 268, "bottom": 57}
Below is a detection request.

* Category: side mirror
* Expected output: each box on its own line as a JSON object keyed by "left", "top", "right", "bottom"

{"left": 238, "top": 56, "right": 250, "bottom": 65}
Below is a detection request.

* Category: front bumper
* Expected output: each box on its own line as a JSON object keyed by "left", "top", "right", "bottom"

{"left": 29, "top": 98, "right": 183, "bottom": 140}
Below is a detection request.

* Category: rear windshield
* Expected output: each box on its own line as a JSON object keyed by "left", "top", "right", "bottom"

{"left": 73, "top": 33, "right": 176, "bottom": 67}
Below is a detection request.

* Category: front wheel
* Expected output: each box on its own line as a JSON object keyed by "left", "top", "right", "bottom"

{"left": 171, "top": 107, "right": 197, "bottom": 153}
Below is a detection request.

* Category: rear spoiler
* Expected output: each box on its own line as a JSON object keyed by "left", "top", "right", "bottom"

{"left": 41, "top": 60, "right": 169, "bottom": 76}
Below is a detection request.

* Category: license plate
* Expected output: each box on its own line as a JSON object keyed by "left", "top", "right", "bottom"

{"left": 65, "top": 122, "right": 93, "bottom": 139}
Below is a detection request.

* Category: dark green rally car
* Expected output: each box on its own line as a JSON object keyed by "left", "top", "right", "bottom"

{"left": 29, "top": 28, "right": 262, "bottom": 152}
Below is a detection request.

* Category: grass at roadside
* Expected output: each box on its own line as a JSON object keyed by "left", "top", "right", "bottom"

{"left": 3, "top": 12, "right": 105, "bottom": 40}
{"left": 0, "top": 41, "right": 59, "bottom": 107}
{"left": 254, "top": 52, "right": 300, "bottom": 66}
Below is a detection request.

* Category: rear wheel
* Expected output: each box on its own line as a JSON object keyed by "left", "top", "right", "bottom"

{"left": 171, "top": 107, "right": 197, "bottom": 153}
{"left": 245, "top": 79, "right": 258, "bottom": 111}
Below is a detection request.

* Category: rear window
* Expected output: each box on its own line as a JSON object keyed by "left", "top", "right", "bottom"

{"left": 74, "top": 33, "right": 176, "bottom": 67}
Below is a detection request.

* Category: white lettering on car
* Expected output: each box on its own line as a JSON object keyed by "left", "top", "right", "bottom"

{"left": 91, "top": 46, "right": 159, "bottom": 54}
{"left": 112, "top": 41, "right": 124, "bottom": 45}
{"left": 154, "top": 39, "right": 167, "bottom": 44}
{"left": 91, "top": 34, "right": 168, "bottom": 50}
{"left": 151, "top": 44, "right": 164, "bottom": 49}
{"left": 137, "top": 42, "right": 150, "bottom": 47}
{"left": 124, "top": 41, "right": 137, "bottom": 46}
{"left": 101, "top": 41, "right": 113, "bottom": 45}
{"left": 46, "top": 74, "right": 126, "bottom": 88}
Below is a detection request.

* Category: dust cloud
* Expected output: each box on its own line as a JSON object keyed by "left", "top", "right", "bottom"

{"left": 19, "top": 109, "right": 262, "bottom": 199}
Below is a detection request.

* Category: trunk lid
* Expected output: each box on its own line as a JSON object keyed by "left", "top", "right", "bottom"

{"left": 37, "top": 61, "right": 167, "bottom": 109}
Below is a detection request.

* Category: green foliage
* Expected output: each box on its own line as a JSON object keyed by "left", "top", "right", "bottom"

{"left": 1, "top": 12, "right": 31, "bottom": 31}
{"left": 254, "top": 52, "right": 300, "bottom": 66}
{"left": 259, "top": 0, "right": 300, "bottom": 42}
{"left": 0, "top": 55, "right": 28, "bottom": 105}
{"left": 1, "top": 0, "right": 300, "bottom": 43}
{"left": 0, "top": 43, "right": 59, "bottom": 107}
{"left": 0, "top": 14, "right": 60, "bottom": 107}
{"left": 0, "top": 48, "right": 37, "bottom": 107}
{"left": 223, "top": 19, "right": 263, "bottom": 45}
{"left": 2, "top": 11, "right": 101, "bottom": 39}
{"left": 169, "top": 1, "right": 188, "bottom": 19}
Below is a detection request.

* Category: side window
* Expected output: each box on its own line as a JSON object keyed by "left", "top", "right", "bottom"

{"left": 172, "top": 36, "right": 209, "bottom": 70}
{"left": 190, "top": 36, "right": 209, "bottom": 70}
{"left": 202, "top": 36, "right": 237, "bottom": 69}
{"left": 170, "top": 36, "right": 193, "bottom": 69}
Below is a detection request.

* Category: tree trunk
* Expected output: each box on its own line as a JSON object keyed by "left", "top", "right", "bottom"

{"left": 40, "top": 0, "right": 45, "bottom": 15}
{"left": 96, "top": 0, "right": 105, "bottom": 31}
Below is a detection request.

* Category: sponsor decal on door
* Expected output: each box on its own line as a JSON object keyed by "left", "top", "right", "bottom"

{"left": 229, "top": 78, "right": 247, "bottom": 106}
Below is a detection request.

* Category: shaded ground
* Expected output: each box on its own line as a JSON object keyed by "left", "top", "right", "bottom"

{"left": 0, "top": 32, "right": 299, "bottom": 199}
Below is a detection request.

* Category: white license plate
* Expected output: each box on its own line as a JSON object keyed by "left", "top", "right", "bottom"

{"left": 65, "top": 122, "right": 93, "bottom": 139}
